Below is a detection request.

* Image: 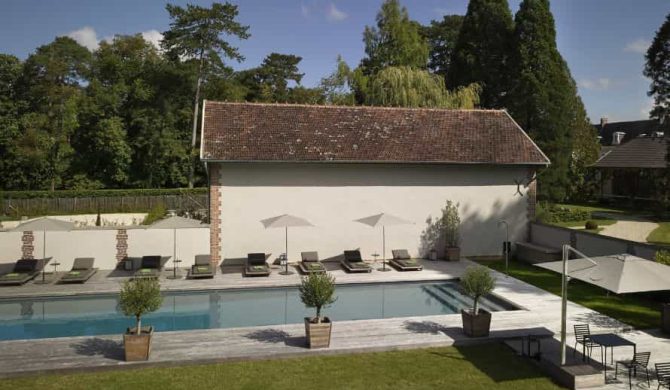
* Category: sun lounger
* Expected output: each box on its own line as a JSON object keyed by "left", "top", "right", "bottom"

{"left": 299, "top": 251, "right": 326, "bottom": 274}
{"left": 134, "top": 255, "right": 166, "bottom": 278}
{"left": 187, "top": 254, "right": 215, "bottom": 279}
{"left": 58, "top": 257, "right": 97, "bottom": 283}
{"left": 341, "top": 250, "right": 372, "bottom": 273}
{"left": 0, "top": 258, "right": 49, "bottom": 286}
{"left": 389, "top": 249, "right": 423, "bottom": 271}
{"left": 245, "top": 253, "right": 271, "bottom": 276}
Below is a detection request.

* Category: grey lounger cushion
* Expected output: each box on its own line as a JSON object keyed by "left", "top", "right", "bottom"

{"left": 188, "top": 254, "right": 215, "bottom": 279}
{"left": 392, "top": 249, "right": 411, "bottom": 260}
{"left": 341, "top": 250, "right": 371, "bottom": 273}
{"left": 246, "top": 253, "right": 270, "bottom": 276}
{"left": 299, "top": 251, "right": 325, "bottom": 273}
{"left": 0, "top": 259, "right": 41, "bottom": 286}
{"left": 59, "top": 258, "right": 97, "bottom": 283}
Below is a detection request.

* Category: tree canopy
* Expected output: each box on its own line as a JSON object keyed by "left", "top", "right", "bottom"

{"left": 645, "top": 13, "right": 670, "bottom": 120}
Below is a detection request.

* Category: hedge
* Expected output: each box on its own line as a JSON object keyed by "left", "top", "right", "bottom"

{"left": 0, "top": 188, "right": 208, "bottom": 200}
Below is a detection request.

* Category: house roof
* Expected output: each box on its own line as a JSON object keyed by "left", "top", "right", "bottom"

{"left": 592, "top": 136, "right": 668, "bottom": 169}
{"left": 594, "top": 119, "right": 667, "bottom": 146}
{"left": 200, "top": 101, "right": 550, "bottom": 166}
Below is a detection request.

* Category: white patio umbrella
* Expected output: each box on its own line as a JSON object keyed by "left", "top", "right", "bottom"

{"left": 149, "top": 216, "right": 206, "bottom": 279}
{"left": 260, "top": 214, "right": 314, "bottom": 275}
{"left": 535, "top": 253, "right": 670, "bottom": 294}
{"left": 355, "top": 213, "right": 413, "bottom": 272}
{"left": 12, "top": 217, "right": 75, "bottom": 283}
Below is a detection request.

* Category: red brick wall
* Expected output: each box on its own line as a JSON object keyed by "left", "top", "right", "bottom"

{"left": 21, "top": 231, "right": 34, "bottom": 259}
{"left": 116, "top": 229, "right": 128, "bottom": 262}
{"left": 209, "top": 164, "right": 222, "bottom": 266}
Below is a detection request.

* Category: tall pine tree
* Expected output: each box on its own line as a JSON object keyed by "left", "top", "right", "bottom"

{"left": 447, "top": 0, "right": 514, "bottom": 108}
{"left": 508, "top": 0, "right": 589, "bottom": 202}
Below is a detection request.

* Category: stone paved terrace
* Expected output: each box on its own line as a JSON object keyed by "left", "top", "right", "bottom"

{"left": 0, "top": 259, "right": 668, "bottom": 390}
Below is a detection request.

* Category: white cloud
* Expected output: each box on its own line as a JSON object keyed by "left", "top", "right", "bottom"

{"left": 141, "top": 30, "right": 163, "bottom": 49}
{"left": 624, "top": 39, "right": 650, "bottom": 54}
{"left": 66, "top": 27, "right": 163, "bottom": 51}
{"left": 67, "top": 26, "right": 99, "bottom": 51}
{"left": 579, "top": 78, "right": 612, "bottom": 91}
{"left": 326, "top": 3, "right": 347, "bottom": 22}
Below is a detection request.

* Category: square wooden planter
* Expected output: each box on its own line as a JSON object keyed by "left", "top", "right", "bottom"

{"left": 305, "top": 317, "right": 332, "bottom": 349}
{"left": 461, "top": 309, "right": 491, "bottom": 337}
{"left": 446, "top": 247, "right": 461, "bottom": 261}
{"left": 124, "top": 326, "right": 154, "bottom": 361}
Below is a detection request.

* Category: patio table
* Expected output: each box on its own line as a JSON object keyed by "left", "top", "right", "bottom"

{"left": 585, "top": 333, "right": 636, "bottom": 380}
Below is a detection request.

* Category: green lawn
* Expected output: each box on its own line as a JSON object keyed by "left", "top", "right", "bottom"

{"left": 0, "top": 344, "right": 561, "bottom": 390}
{"left": 474, "top": 259, "right": 662, "bottom": 329}
{"left": 647, "top": 222, "right": 670, "bottom": 246}
{"left": 554, "top": 203, "right": 630, "bottom": 215}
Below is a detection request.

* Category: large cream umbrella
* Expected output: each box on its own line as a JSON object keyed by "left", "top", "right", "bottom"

{"left": 12, "top": 217, "right": 74, "bottom": 283}
{"left": 536, "top": 253, "right": 670, "bottom": 294}
{"left": 261, "top": 214, "right": 314, "bottom": 275}
{"left": 355, "top": 213, "right": 413, "bottom": 272}
{"left": 149, "top": 216, "right": 206, "bottom": 279}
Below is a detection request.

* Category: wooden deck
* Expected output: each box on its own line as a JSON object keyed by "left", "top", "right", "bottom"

{"left": 0, "top": 259, "right": 668, "bottom": 390}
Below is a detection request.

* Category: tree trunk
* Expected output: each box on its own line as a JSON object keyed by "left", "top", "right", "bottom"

{"left": 316, "top": 306, "right": 321, "bottom": 323}
{"left": 188, "top": 52, "right": 205, "bottom": 189}
{"left": 136, "top": 315, "right": 142, "bottom": 335}
{"left": 473, "top": 297, "right": 479, "bottom": 315}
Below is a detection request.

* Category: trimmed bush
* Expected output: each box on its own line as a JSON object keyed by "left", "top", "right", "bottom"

{"left": 656, "top": 250, "right": 670, "bottom": 266}
{"left": 119, "top": 278, "right": 163, "bottom": 334}
{"left": 461, "top": 266, "right": 495, "bottom": 315}
{"left": 536, "top": 204, "right": 591, "bottom": 223}
{"left": 585, "top": 220, "right": 599, "bottom": 230}
{"left": 299, "top": 272, "right": 337, "bottom": 322}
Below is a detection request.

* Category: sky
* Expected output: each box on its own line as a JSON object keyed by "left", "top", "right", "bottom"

{"left": 0, "top": 0, "right": 667, "bottom": 122}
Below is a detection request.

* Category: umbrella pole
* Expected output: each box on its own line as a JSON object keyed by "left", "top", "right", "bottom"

{"left": 42, "top": 229, "right": 46, "bottom": 283}
{"left": 280, "top": 226, "right": 293, "bottom": 275}
{"left": 173, "top": 228, "right": 177, "bottom": 278}
{"left": 378, "top": 225, "right": 391, "bottom": 272}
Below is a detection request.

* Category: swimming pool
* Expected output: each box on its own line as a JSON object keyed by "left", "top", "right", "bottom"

{"left": 0, "top": 280, "right": 519, "bottom": 341}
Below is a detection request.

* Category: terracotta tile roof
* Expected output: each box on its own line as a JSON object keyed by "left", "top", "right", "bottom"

{"left": 200, "top": 101, "right": 550, "bottom": 165}
{"left": 592, "top": 136, "right": 668, "bottom": 169}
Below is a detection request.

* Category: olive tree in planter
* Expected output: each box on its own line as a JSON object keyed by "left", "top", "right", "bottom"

{"left": 299, "top": 272, "right": 337, "bottom": 348}
{"left": 119, "top": 278, "right": 163, "bottom": 361}
{"left": 443, "top": 200, "right": 461, "bottom": 261}
{"left": 461, "top": 266, "right": 495, "bottom": 337}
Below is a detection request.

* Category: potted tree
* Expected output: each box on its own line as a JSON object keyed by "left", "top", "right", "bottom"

{"left": 443, "top": 200, "right": 461, "bottom": 261}
{"left": 119, "top": 278, "right": 163, "bottom": 361}
{"left": 461, "top": 266, "right": 496, "bottom": 337}
{"left": 299, "top": 272, "right": 337, "bottom": 348}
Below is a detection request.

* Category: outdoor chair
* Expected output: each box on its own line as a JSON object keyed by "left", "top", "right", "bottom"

{"left": 58, "top": 257, "right": 97, "bottom": 284}
{"left": 657, "top": 362, "right": 670, "bottom": 390}
{"left": 615, "top": 351, "right": 651, "bottom": 389}
{"left": 133, "top": 255, "right": 166, "bottom": 278}
{"left": 573, "top": 324, "right": 601, "bottom": 361}
{"left": 389, "top": 249, "right": 423, "bottom": 271}
{"left": 245, "top": 253, "right": 271, "bottom": 277}
{"left": 187, "top": 254, "right": 215, "bottom": 279}
{"left": 341, "top": 250, "right": 372, "bottom": 273}
{"left": 298, "top": 251, "right": 326, "bottom": 274}
{"left": 0, "top": 258, "right": 49, "bottom": 286}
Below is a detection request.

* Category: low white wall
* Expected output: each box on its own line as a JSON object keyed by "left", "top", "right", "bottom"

{"left": 0, "top": 227, "right": 209, "bottom": 271}
{"left": 215, "top": 163, "right": 532, "bottom": 262}
{"left": 530, "top": 223, "right": 571, "bottom": 249}
{"left": 0, "top": 213, "right": 147, "bottom": 230}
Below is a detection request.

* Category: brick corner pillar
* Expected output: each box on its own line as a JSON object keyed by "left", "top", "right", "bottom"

{"left": 209, "top": 164, "right": 222, "bottom": 267}
{"left": 116, "top": 229, "right": 128, "bottom": 263}
{"left": 21, "top": 231, "right": 35, "bottom": 259}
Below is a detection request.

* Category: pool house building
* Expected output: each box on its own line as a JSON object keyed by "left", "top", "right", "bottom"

{"left": 200, "top": 102, "right": 550, "bottom": 266}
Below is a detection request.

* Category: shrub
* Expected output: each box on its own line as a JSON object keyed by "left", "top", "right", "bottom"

{"left": 299, "top": 272, "right": 337, "bottom": 322}
{"left": 142, "top": 203, "right": 167, "bottom": 225}
{"left": 537, "top": 204, "right": 591, "bottom": 223}
{"left": 442, "top": 200, "right": 461, "bottom": 248}
{"left": 461, "top": 266, "right": 495, "bottom": 314}
{"left": 585, "top": 220, "right": 598, "bottom": 230}
{"left": 656, "top": 250, "right": 670, "bottom": 266}
{"left": 119, "top": 278, "right": 163, "bottom": 334}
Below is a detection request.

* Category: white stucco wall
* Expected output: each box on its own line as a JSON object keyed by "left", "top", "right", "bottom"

{"left": 0, "top": 228, "right": 209, "bottom": 271}
{"left": 215, "top": 163, "right": 532, "bottom": 262}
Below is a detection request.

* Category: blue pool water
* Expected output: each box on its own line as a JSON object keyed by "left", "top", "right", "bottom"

{"left": 0, "top": 281, "right": 519, "bottom": 341}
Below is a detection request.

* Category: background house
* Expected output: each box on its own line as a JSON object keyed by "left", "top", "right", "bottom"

{"left": 592, "top": 118, "right": 668, "bottom": 200}
{"left": 200, "top": 102, "right": 549, "bottom": 265}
